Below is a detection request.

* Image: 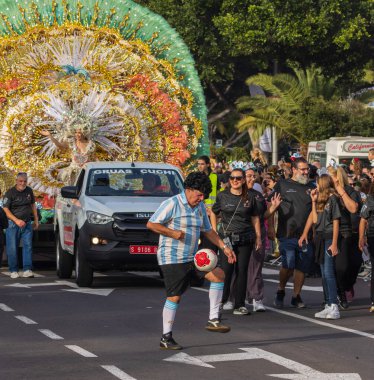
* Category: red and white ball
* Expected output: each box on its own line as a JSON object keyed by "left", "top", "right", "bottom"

{"left": 194, "top": 248, "right": 218, "bottom": 272}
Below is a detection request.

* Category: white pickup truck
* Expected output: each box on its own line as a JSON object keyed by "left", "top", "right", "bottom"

{"left": 54, "top": 161, "right": 184, "bottom": 287}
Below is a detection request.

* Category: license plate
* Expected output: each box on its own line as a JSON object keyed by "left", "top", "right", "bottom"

{"left": 129, "top": 245, "right": 158, "bottom": 254}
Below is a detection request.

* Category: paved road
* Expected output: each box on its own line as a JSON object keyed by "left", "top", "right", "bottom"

{"left": 0, "top": 263, "right": 373, "bottom": 380}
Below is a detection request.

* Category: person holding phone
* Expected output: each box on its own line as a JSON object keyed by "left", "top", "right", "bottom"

{"left": 299, "top": 174, "right": 341, "bottom": 319}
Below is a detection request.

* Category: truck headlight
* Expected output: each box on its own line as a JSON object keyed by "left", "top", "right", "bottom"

{"left": 86, "top": 211, "right": 114, "bottom": 224}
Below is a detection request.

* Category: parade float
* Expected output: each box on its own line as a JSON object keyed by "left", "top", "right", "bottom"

{"left": 0, "top": 0, "right": 209, "bottom": 197}
{"left": 0, "top": 0, "right": 209, "bottom": 250}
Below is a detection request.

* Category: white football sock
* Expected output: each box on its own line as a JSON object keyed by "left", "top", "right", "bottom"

{"left": 163, "top": 299, "right": 179, "bottom": 335}
{"left": 209, "top": 282, "right": 224, "bottom": 320}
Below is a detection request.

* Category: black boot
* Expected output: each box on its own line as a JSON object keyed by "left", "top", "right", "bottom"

{"left": 337, "top": 290, "right": 349, "bottom": 310}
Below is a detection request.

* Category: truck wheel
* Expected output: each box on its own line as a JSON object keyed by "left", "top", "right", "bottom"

{"left": 56, "top": 231, "right": 73, "bottom": 279}
{"left": 75, "top": 237, "right": 93, "bottom": 287}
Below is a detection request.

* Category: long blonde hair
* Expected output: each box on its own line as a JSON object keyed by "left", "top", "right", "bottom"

{"left": 327, "top": 166, "right": 349, "bottom": 187}
{"left": 251, "top": 148, "right": 267, "bottom": 166}
{"left": 316, "top": 174, "right": 337, "bottom": 212}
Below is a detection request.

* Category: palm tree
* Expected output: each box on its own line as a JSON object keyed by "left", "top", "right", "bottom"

{"left": 236, "top": 66, "right": 338, "bottom": 145}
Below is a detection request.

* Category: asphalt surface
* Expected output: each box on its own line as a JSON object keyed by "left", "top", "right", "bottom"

{"left": 0, "top": 258, "right": 373, "bottom": 380}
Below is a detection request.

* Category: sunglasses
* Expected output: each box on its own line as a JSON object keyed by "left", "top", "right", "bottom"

{"left": 229, "top": 176, "right": 243, "bottom": 181}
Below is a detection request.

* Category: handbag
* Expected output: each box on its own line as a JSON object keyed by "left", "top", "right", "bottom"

{"left": 221, "top": 197, "right": 242, "bottom": 247}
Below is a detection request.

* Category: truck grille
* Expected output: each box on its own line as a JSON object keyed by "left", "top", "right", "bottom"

{"left": 112, "top": 212, "right": 158, "bottom": 243}
{"left": 113, "top": 212, "right": 153, "bottom": 225}
{"left": 113, "top": 228, "right": 159, "bottom": 243}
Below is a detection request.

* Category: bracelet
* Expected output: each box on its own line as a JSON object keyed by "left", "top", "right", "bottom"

{"left": 339, "top": 192, "right": 346, "bottom": 197}
{"left": 222, "top": 244, "right": 227, "bottom": 250}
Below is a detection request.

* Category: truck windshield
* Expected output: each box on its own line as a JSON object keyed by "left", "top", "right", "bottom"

{"left": 86, "top": 168, "right": 184, "bottom": 197}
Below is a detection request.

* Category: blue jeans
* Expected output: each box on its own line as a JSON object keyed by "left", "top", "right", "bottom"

{"left": 279, "top": 237, "right": 314, "bottom": 273}
{"left": 320, "top": 239, "right": 338, "bottom": 305}
{"left": 6, "top": 220, "right": 33, "bottom": 272}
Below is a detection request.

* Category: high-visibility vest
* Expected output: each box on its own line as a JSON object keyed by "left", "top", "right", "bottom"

{"left": 205, "top": 172, "right": 218, "bottom": 206}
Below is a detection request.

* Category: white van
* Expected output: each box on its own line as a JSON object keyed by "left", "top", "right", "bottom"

{"left": 307, "top": 136, "right": 374, "bottom": 167}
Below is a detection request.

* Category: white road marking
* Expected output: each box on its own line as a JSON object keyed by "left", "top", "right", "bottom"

{"left": 55, "top": 280, "right": 79, "bottom": 288}
{"left": 165, "top": 348, "right": 361, "bottom": 379}
{"left": 266, "top": 306, "right": 374, "bottom": 339}
{"left": 1, "top": 271, "right": 44, "bottom": 278}
{"left": 101, "top": 365, "right": 137, "bottom": 380}
{"left": 0, "top": 303, "right": 14, "bottom": 312}
{"left": 65, "top": 345, "right": 97, "bottom": 358}
{"left": 4, "top": 280, "right": 113, "bottom": 295}
{"left": 38, "top": 329, "right": 64, "bottom": 340}
{"left": 63, "top": 288, "right": 114, "bottom": 296}
{"left": 192, "top": 287, "right": 374, "bottom": 340}
{"left": 15, "top": 315, "right": 37, "bottom": 324}
{"left": 6, "top": 282, "right": 64, "bottom": 288}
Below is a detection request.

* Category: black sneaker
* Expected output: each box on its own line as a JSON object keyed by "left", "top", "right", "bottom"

{"left": 206, "top": 318, "right": 230, "bottom": 333}
{"left": 274, "top": 290, "right": 285, "bottom": 308}
{"left": 291, "top": 294, "right": 306, "bottom": 308}
{"left": 160, "top": 332, "right": 183, "bottom": 350}
{"left": 337, "top": 294, "right": 349, "bottom": 310}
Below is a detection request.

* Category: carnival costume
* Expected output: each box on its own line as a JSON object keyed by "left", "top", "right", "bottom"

{"left": 0, "top": 0, "right": 208, "bottom": 194}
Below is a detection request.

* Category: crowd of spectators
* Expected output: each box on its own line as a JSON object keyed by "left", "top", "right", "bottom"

{"left": 202, "top": 147, "right": 374, "bottom": 318}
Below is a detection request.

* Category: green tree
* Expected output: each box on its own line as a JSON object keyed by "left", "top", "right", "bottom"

{"left": 300, "top": 98, "right": 374, "bottom": 141}
{"left": 236, "top": 67, "right": 338, "bottom": 144}
{"left": 214, "top": 0, "right": 374, "bottom": 86}
{"left": 135, "top": 0, "right": 234, "bottom": 84}
{"left": 136, "top": 1, "right": 374, "bottom": 147}
{"left": 135, "top": 0, "right": 253, "bottom": 149}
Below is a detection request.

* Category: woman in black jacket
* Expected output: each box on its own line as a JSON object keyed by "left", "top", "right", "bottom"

{"left": 211, "top": 168, "right": 261, "bottom": 315}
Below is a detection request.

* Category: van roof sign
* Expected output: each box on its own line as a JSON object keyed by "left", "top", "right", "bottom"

{"left": 342, "top": 141, "right": 374, "bottom": 153}
{"left": 316, "top": 142, "right": 326, "bottom": 151}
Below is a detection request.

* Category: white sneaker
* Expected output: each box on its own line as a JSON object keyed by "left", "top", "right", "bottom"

{"left": 315, "top": 304, "right": 330, "bottom": 319}
{"left": 22, "top": 270, "right": 34, "bottom": 278}
{"left": 253, "top": 299, "right": 266, "bottom": 312}
{"left": 222, "top": 301, "right": 234, "bottom": 310}
{"left": 10, "top": 272, "right": 19, "bottom": 279}
{"left": 233, "top": 306, "right": 250, "bottom": 315}
{"left": 326, "top": 304, "right": 340, "bottom": 320}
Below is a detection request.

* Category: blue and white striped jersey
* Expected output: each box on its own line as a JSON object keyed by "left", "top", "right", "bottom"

{"left": 149, "top": 191, "right": 212, "bottom": 265}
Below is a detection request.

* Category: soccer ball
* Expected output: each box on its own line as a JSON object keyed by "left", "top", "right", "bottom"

{"left": 194, "top": 249, "right": 218, "bottom": 272}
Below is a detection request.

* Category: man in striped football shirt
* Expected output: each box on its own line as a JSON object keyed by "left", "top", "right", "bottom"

{"left": 147, "top": 172, "right": 236, "bottom": 350}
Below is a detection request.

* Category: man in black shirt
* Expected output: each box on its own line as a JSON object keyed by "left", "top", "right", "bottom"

{"left": 269, "top": 158, "right": 315, "bottom": 308}
{"left": 3, "top": 173, "right": 39, "bottom": 279}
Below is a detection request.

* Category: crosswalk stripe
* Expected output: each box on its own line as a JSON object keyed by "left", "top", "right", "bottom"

{"left": 101, "top": 365, "right": 137, "bottom": 380}
{"left": 38, "top": 329, "right": 64, "bottom": 340}
{"left": 15, "top": 315, "right": 37, "bottom": 324}
{"left": 0, "top": 303, "right": 14, "bottom": 312}
{"left": 65, "top": 345, "right": 97, "bottom": 357}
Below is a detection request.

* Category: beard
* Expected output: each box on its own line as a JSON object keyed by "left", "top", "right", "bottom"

{"left": 296, "top": 175, "right": 309, "bottom": 185}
